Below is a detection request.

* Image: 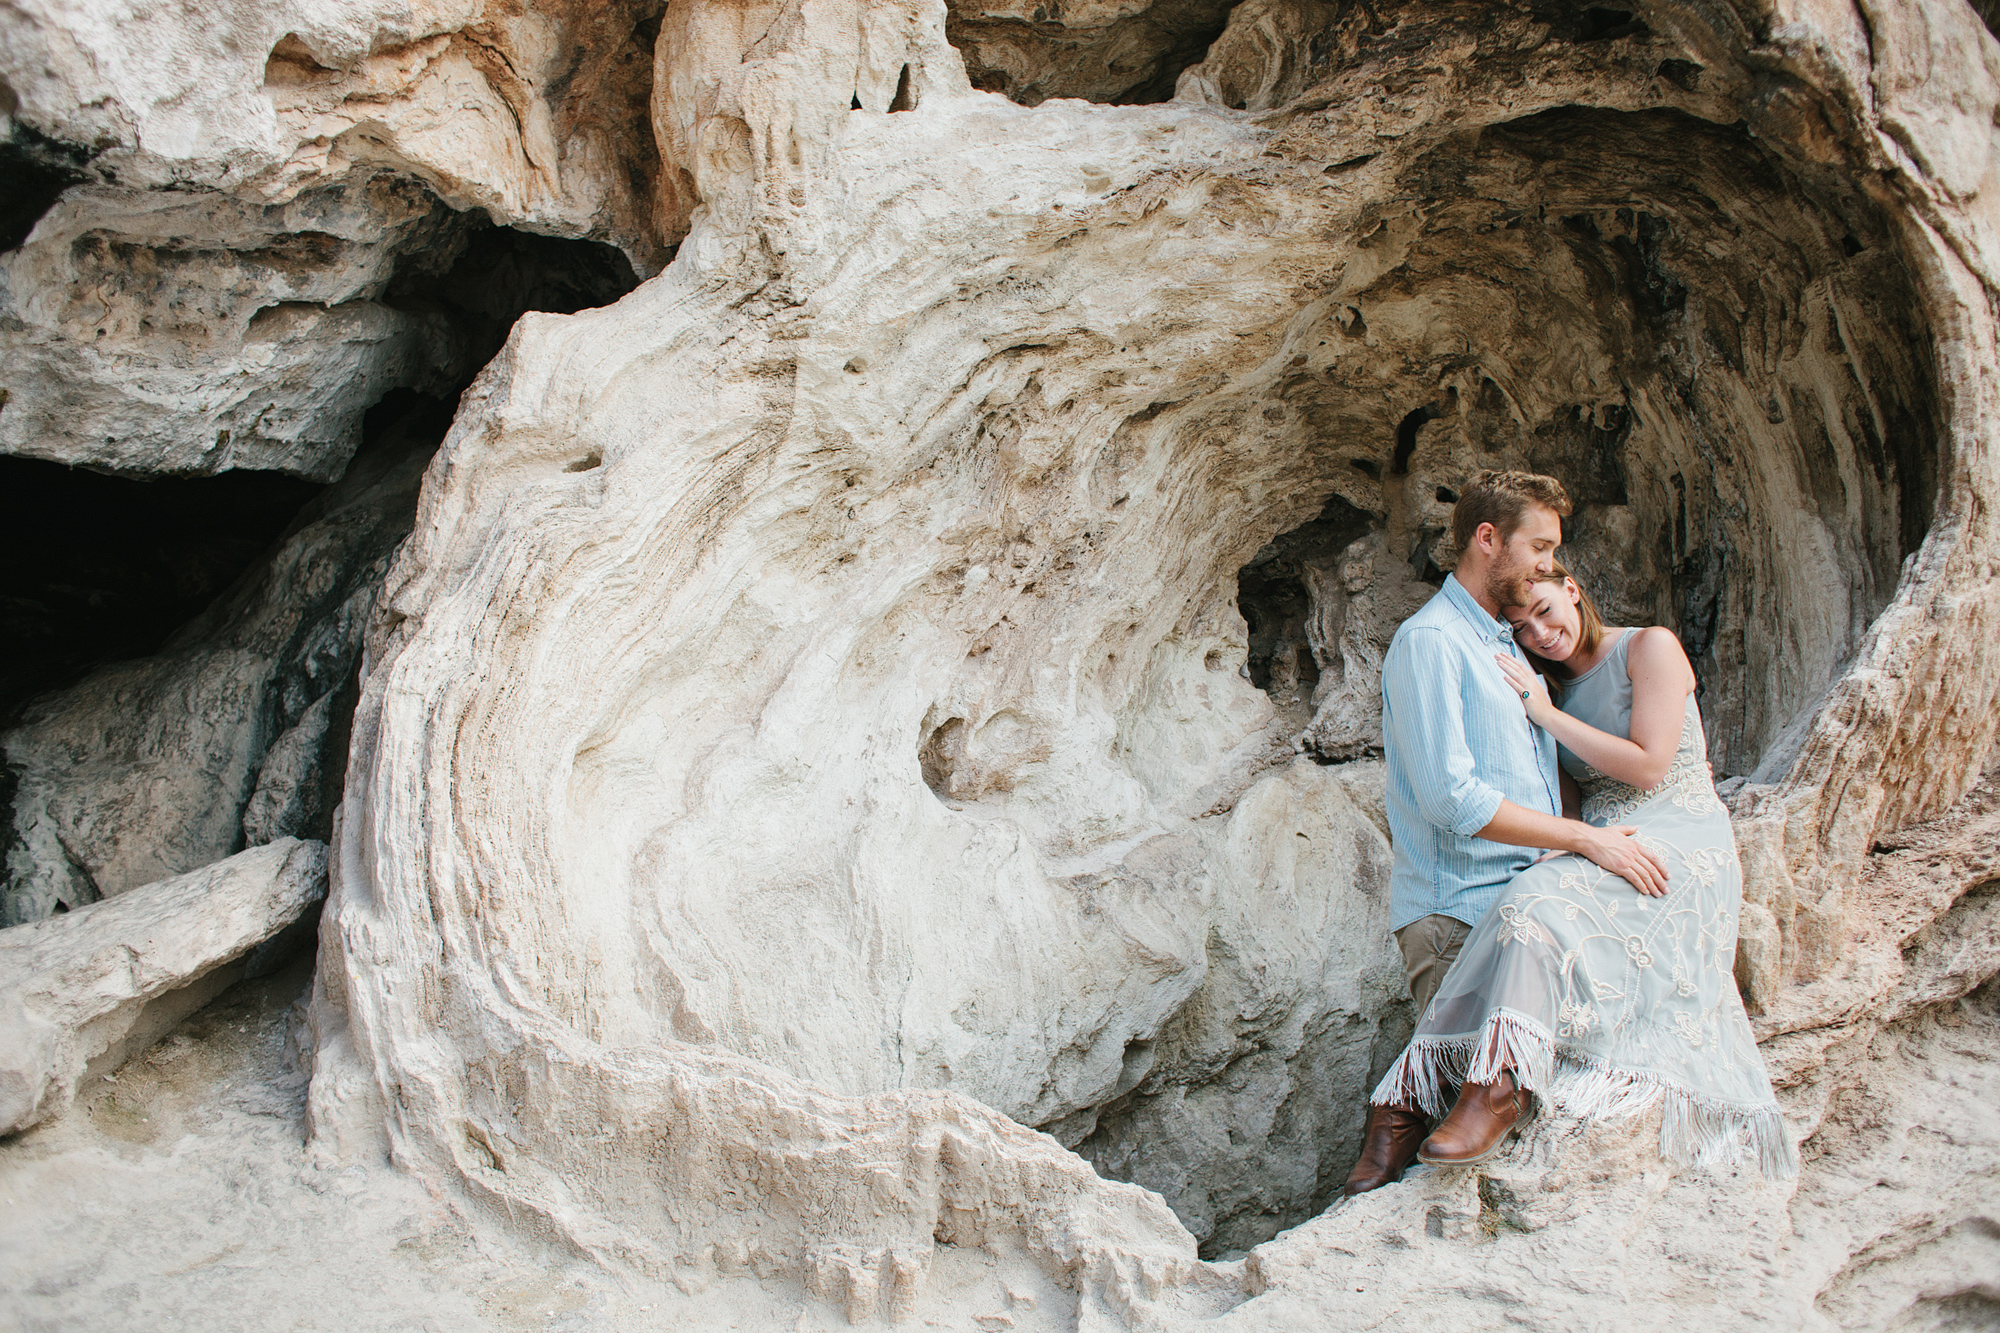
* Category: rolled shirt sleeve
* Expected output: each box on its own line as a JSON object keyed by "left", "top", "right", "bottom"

{"left": 1382, "top": 629, "right": 1507, "bottom": 836}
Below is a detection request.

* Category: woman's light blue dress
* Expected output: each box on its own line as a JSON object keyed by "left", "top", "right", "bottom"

{"left": 1372, "top": 629, "right": 1796, "bottom": 1177}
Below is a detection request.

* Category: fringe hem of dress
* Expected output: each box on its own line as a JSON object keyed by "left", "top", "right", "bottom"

{"left": 1369, "top": 1006, "right": 1799, "bottom": 1179}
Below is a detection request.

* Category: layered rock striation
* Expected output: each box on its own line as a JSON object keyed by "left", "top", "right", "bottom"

{"left": 1, "top": 0, "right": 1996, "bottom": 1324}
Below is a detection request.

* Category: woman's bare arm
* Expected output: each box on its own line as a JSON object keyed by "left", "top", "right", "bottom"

{"left": 1496, "top": 628, "right": 1696, "bottom": 791}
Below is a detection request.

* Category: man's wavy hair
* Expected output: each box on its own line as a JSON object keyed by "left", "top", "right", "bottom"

{"left": 1450, "top": 469, "right": 1573, "bottom": 557}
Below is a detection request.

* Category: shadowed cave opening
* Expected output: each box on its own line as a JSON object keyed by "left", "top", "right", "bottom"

{"left": 1074, "top": 104, "right": 1945, "bottom": 1257}
{"left": 1214, "top": 108, "right": 1940, "bottom": 780}
{"left": 1236, "top": 495, "right": 1378, "bottom": 735}
{"left": 382, "top": 213, "right": 640, "bottom": 374}
{"left": 0, "top": 219, "right": 637, "bottom": 727}
{"left": 947, "top": 0, "right": 1244, "bottom": 106}
{"left": 0, "top": 458, "right": 326, "bottom": 725}
{"left": 0, "top": 204, "right": 640, "bottom": 925}
{"left": 0, "top": 121, "right": 98, "bottom": 254}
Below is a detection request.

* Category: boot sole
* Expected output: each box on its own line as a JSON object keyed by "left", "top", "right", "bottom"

{"left": 1416, "top": 1135, "right": 1512, "bottom": 1167}
{"left": 1415, "top": 1100, "right": 1533, "bottom": 1167}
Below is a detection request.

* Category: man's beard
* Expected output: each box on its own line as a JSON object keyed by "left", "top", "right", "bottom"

{"left": 1483, "top": 552, "right": 1536, "bottom": 612}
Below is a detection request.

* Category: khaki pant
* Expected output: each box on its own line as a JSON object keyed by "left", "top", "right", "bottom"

{"left": 1395, "top": 913, "right": 1473, "bottom": 1018}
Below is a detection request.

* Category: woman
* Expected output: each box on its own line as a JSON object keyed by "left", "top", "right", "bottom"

{"left": 1369, "top": 563, "right": 1796, "bottom": 1177}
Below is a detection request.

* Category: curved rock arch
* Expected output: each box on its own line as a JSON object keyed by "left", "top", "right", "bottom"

{"left": 299, "top": 0, "right": 2000, "bottom": 1309}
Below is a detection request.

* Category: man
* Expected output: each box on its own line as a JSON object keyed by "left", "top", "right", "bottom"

{"left": 1344, "top": 470, "right": 1668, "bottom": 1196}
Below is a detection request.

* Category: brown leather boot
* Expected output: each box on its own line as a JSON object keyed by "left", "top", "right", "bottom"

{"left": 1343, "top": 1104, "right": 1429, "bottom": 1195}
{"left": 1417, "top": 1071, "right": 1528, "bottom": 1166}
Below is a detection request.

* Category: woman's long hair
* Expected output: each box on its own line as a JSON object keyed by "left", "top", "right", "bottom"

{"left": 1517, "top": 561, "right": 1607, "bottom": 685}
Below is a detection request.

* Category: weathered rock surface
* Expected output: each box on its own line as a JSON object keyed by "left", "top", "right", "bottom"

{"left": 294, "top": 0, "right": 2000, "bottom": 1298}
{"left": 1, "top": 922, "right": 1991, "bottom": 1330}
{"left": 1, "top": 0, "right": 1996, "bottom": 1324}
{"left": 0, "top": 404, "right": 436, "bottom": 926}
{"left": 0, "top": 837, "right": 327, "bottom": 1136}
{"left": 1, "top": 0, "right": 658, "bottom": 479}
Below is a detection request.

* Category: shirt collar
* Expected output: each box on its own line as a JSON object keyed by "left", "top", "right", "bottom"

{"left": 1442, "top": 571, "right": 1512, "bottom": 637}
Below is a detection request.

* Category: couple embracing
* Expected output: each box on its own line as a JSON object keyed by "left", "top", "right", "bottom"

{"left": 1344, "top": 470, "right": 1797, "bottom": 1196}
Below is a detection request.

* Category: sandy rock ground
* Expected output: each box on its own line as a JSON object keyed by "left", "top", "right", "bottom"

{"left": 4, "top": 955, "right": 1993, "bottom": 1331}
{"left": 0, "top": 954, "right": 1074, "bottom": 1333}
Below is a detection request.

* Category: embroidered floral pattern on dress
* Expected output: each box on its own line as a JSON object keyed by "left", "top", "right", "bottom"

{"left": 1580, "top": 714, "right": 1719, "bottom": 826}
{"left": 1497, "top": 898, "right": 1549, "bottom": 945}
{"left": 1559, "top": 1000, "right": 1596, "bottom": 1037}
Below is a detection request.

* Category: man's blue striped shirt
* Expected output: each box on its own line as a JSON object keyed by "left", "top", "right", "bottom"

{"left": 1381, "top": 574, "right": 1561, "bottom": 932}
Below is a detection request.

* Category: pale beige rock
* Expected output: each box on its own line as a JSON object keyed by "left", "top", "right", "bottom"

{"left": 0, "top": 176, "right": 471, "bottom": 480}
{"left": 1, "top": 0, "right": 1997, "bottom": 1324}
{"left": 0, "top": 0, "right": 661, "bottom": 479}
{"left": 2, "top": 918, "right": 1990, "bottom": 1331}
{"left": 0, "top": 838, "right": 327, "bottom": 1136}
{"left": 286, "top": 0, "right": 2000, "bottom": 1306}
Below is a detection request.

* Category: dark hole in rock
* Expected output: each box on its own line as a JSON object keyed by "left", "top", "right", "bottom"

{"left": 1655, "top": 58, "right": 1702, "bottom": 92}
{"left": 1391, "top": 405, "right": 1440, "bottom": 474}
{"left": 0, "top": 458, "right": 325, "bottom": 722}
{"left": 1238, "top": 563, "right": 1317, "bottom": 692}
{"left": 1, "top": 122, "right": 97, "bottom": 253}
{"left": 888, "top": 64, "right": 917, "bottom": 112}
{"left": 947, "top": 0, "right": 1241, "bottom": 107}
{"left": 1236, "top": 495, "right": 1374, "bottom": 734}
{"left": 1571, "top": 6, "right": 1649, "bottom": 42}
{"left": 383, "top": 215, "right": 639, "bottom": 374}
{"left": 850, "top": 92, "right": 864, "bottom": 111}
{"left": 919, "top": 717, "right": 966, "bottom": 798}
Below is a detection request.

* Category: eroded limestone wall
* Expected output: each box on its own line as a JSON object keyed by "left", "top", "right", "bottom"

{"left": 1, "top": 0, "right": 1996, "bottom": 1316}
{"left": 293, "top": 0, "right": 1998, "bottom": 1278}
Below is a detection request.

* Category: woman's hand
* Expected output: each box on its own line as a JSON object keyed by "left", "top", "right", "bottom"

{"left": 1495, "top": 654, "right": 1557, "bottom": 727}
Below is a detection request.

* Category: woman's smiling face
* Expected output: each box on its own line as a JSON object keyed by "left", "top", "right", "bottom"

{"left": 1506, "top": 578, "right": 1584, "bottom": 663}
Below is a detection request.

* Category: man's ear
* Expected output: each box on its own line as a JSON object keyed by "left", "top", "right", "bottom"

{"left": 1474, "top": 521, "right": 1499, "bottom": 555}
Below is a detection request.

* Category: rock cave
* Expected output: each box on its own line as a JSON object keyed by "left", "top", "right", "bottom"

{"left": 1, "top": 0, "right": 1996, "bottom": 1328}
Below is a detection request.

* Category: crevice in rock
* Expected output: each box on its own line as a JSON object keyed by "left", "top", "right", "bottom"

{"left": 262, "top": 33, "right": 343, "bottom": 88}
{"left": 1391, "top": 405, "right": 1439, "bottom": 475}
{"left": 0, "top": 460, "right": 325, "bottom": 723}
{"left": 1566, "top": 6, "right": 1650, "bottom": 43}
{"left": 946, "top": 0, "right": 1241, "bottom": 106}
{"left": 382, "top": 215, "right": 640, "bottom": 376}
{"left": 1236, "top": 495, "right": 1374, "bottom": 737}
{"left": 0, "top": 121, "right": 99, "bottom": 253}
